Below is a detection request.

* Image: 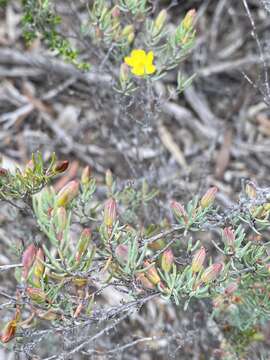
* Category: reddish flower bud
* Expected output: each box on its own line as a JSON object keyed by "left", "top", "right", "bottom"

{"left": 136, "top": 272, "right": 155, "bottom": 290}
{"left": 223, "top": 227, "right": 235, "bottom": 248}
{"left": 22, "top": 244, "right": 37, "bottom": 280}
{"left": 27, "top": 287, "right": 48, "bottom": 304}
{"left": 81, "top": 166, "right": 91, "bottom": 185}
{"left": 104, "top": 198, "right": 117, "bottom": 228}
{"left": 225, "top": 283, "right": 238, "bottom": 296}
{"left": 191, "top": 246, "right": 206, "bottom": 273}
{"left": 115, "top": 244, "right": 129, "bottom": 264}
{"left": 161, "top": 248, "right": 174, "bottom": 273}
{"left": 1, "top": 319, "right": 17, "bottom": 343}
{"left": 200, "top": 187, "right": 218, "bottom": 209}
{"left": 111, "top": 5, "right": 120, "bottom": 18}
{"left": 53, "top": 160, "right": 69, "bottom": 174}
{"left": 170, "top": 200, "right": 188, "bottom": 223}
{"left": 0, "top": 167, "right": 8, "bottom": 176}
{"left": 76, "top": 228, "right": 91, "bottom": 262}
{"left": 56, "top": 180, "right": 79, "bottom": 207}
{"left": 201, "top": 263, "right": 223, "bottom": 283}
{"left": 144, "top": 260, "right": 161, "bottom": 286}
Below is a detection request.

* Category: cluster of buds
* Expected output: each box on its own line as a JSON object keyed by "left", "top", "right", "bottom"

{"left": 200, "top": 186, "right": 218, "bottom": 209}
{"left": 56, "top": 180, "right": 79, "bottom": 207}
{"left": 170, "top": 200, "right": 188, "bottom": 224}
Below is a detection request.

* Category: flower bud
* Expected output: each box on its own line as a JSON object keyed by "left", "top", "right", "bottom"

{"left": 200, "top": 187, "right": 218, "bottom": 209}
{"left": 0, "top": 167, "right": 8, "bottom": 176}
{"left": 170, "top": 200, "right": 188, "bottom": 223}
{"left": 111, "top": 5, "right": 120, "bottom": 18}
{"left": 22, "top": 244, "right": 37, "bottom": 280}
{"left": 161, "top": 248, "right": 174, "bottom": 273}
{"left": 31, "top": 248, "right": 45, "bottom": 287}
{"left": 213, "top": 295, "right": 224, "bottom": 308}
{"left": 121, "top": 25, "right": 134, "bottom": 37}
{"left": 136, "top": 272, "right": 155, "bottom": 290}
{"left": 105, "top": 169, "right": 113, "bottom": 188}
{"left": 56, "top": 207, "right": 67, "bottom": 233}
{"left": 148, "top": 238, "right": 166, "bottom": 251}
{"left": 127, "top": 32, "right": 135, "bottom": 44}
{"left": 223, "top": 227, "right": 235, "bottom": 248}
{"left": 81, "top": 166, "right": 91, "bottom": 185}
{"left": 104, "top": 198, "right": 117, "bottom": 228}
{"left": 191, "top": 246, "right": 206, "bottom": 273}
{"left": 154, "top": 9, "right": 167, "bottom": 32}
{"left": 27, "top": 287, "right": 48, "bottom": 304}
{"left": 1, "top": 319, "right": 17, "bottom": 343}
{"left": 25, "top": 159, "right": 34, "bottom": 172}
{"left": 144, "top": 260, "right": 161, "bottom": 286}
{"left": 120, "top": 63, "right": 129, "bottom": 84}
{"left": 72, "top": 278, "right": 88, "bottom": 287}
{"left": 76, "top": 228, "right": 91, "bottom": 262}
{"left": 182, "top": 9, "right": 196, "bottom": 31}
{"left": 115, "top": 244, "right": 129, "bottom": 264}
{"left": 201, "top": 263, "right": 223, "bottom": 283}
{"left": 53, "top": 160, "right": 69, "bottom": 174}
{"left": 225, "top": 282, "right": 238, "bottom": 296}
{"left": 56, "top": 180, "right": 79, "bottom": 207}
{"left": 245, "top": 183, "right": 257, "bottom": 199}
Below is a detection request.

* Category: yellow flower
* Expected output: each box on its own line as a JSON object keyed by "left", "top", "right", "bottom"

{"left": 124, "top": 49, "right": 156, "bottom": 76}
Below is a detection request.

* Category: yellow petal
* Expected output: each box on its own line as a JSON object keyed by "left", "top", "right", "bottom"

{"left": 132, "top": 65, "right": 145, "bottom": 76}
{"left": 145, "top": 64, "right": 156, "bottom": 75}
{"left": 146, "top": 51, "right": 154, "bottom": 65}
{"left": 124, "top": 56, "right": 134, "bottom": 66}
{"left": 131, "top": 49, "right": 146, "bottom": 60}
